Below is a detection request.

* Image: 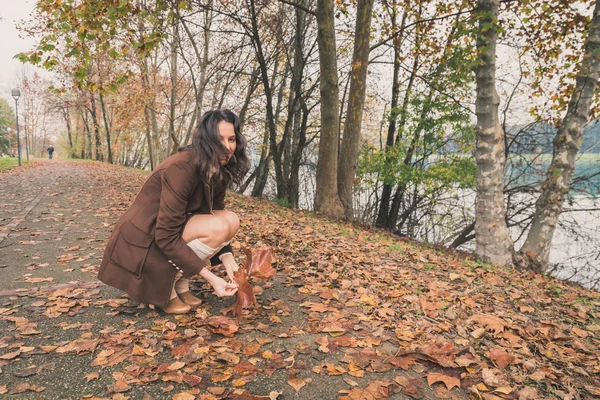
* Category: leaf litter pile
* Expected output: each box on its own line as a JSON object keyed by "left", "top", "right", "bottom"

{"left": 0, "top": 162, "right": 599, "bottom": 399}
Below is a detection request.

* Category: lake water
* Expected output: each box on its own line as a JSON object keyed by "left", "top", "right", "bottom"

{"left": 255, "top": 157, "right": 600, "bottom": 289}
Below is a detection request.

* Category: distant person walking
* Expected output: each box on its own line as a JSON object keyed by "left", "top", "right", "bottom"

{"left": 47, "top": 145, "right": 54, "bottom": 159}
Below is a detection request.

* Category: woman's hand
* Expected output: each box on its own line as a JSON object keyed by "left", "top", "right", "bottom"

{"left": 220, "top": 253, "right": 240, "bottom": 283}
{"left": 210, "top": 276, "right": 239, "bottom": 297}
{"left": 200, "top": 267, "right": 239, "bottom": 297}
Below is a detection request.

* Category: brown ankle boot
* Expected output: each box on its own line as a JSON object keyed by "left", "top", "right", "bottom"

{"left": 162, "top": 296, "right": 191, "bottom": 314}
{"left": 177, "top": 291, "right": 202, "bottom": 308}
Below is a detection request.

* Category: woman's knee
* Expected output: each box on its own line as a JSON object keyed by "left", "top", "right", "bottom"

{"left": 211, "top": 215, "right": 231, "bottom": 243}
{"left": 215, "top": 210, "right": 240, "bottom": 237}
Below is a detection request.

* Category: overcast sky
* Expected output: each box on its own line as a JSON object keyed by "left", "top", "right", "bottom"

{"left": 0, "top": 1, "right": 45, "bottom": 104}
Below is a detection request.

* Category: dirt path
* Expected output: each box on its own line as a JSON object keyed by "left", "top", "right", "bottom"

{"left": 0, "top": 161, "right": 598, "bottom": 400}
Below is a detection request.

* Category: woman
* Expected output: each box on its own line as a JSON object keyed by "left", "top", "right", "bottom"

{"left": 98, "top": 109, "right": 250, "bottom": 314}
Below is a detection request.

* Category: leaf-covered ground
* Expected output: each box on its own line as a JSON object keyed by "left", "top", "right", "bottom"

{"left": 0, "top": 160, "right": 598, "bottom": 400}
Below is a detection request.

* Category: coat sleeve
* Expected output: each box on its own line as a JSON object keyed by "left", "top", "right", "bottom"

{"left": 210, "top": 184, "right": 234, "bottom": 265}
{"left": 155, "top": 163, "right": 206, "bottom": 277}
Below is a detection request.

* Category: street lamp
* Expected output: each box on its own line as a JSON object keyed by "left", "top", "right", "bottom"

{"left": 11, "top": 88, "right": 21, "bottom": 167}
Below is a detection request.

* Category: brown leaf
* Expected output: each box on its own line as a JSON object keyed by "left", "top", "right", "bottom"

{"left": 481, "top": 368, "right": 503, "bottom": 388}
{"left": 86, "top": 372, "right": 100, "bottom": 382}
{"left": 518, "top": 387, "right": 539, "bottom": 400}
{"left": 206, "top": 316, "right": 239, "bottom": 337}
{"left": 387, "top": 356, "right": 415, "bottom": 370}
{"left": 244, "top": 247, "right": 276, "bottom": 280}
{"left": 233, "top": 268, "right": 257, "bottom": 318}
{"left": 173, "top": 393, "right": 196, "bottom": 400}
{"left": 243, "top": 343, "right": 261, "bottom": 356}
{"left": 168, "top": 361, "right": 186, "bottom": 370}
{"left": 182, "top": 374, "right": 203, "bottom": 387}
{"left": 9, "top": 383, "right": 45, "bottom": 394}
{"left": 13, "top": 363, "right": 54, "bottom": 377}
{"left": 0, "top": 350, "right": 21, "bottom": 360}
{"left": 25, "top": 277, "right": 54, "bottom": 283}
{"left": 469, "top": 314, "right": 507, "bottom": 334}
{"left": 426, "top": 373, "right": 461, "bottom": 391}
{"left": 287, "top": 377, "right": 306, "bottom": 393}
{"left": 489, "top": 348, "right": 515, "bottom": 369}
{"left": 107, "top": 380, "right": 131, "bottom": 393}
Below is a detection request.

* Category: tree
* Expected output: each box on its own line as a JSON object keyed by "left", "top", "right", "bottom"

{"left": 314, "top": 0, "right": 347, "bottom": 218}
{"left": 0, "top": 99, "right": 16, "bottom": 155}
{"left": 473, "top": 0, "right": 514, "bottom": 266}
{"left": 338, "top": 0, "right": 375, "bottom": 219}
{"left": 518, "top": 0, "right": 600, "bottom": 272}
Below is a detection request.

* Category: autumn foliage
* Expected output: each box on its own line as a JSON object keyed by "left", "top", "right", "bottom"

{"left": 233, "top": 247, "right": 275, "bottom": 318}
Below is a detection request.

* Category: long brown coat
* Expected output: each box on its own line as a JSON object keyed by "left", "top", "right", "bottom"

{"left": 98, "top": 150, "right": 232, "bottom": 307}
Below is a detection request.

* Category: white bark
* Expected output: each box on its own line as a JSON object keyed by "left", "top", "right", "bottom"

{"left": 474, "top": 0, "right": 514, "bottom": 266}
{"left": 519, "top": 0, "right": 600, "bottom": 272}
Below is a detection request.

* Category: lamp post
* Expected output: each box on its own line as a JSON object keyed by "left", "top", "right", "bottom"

{"left": 11, "top": 88, "right": 21, "bottom": 167}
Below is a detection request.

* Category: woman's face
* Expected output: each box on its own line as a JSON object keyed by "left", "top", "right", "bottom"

{"left": 218, "top": 121, "right": 237, "bottom": 165}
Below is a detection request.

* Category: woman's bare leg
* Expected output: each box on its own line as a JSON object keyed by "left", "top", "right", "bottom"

{"left": 174, "top": 212, "right": 240, "bottom": 303}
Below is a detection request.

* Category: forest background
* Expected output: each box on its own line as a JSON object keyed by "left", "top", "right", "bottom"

{"left": 1, "top": 0, "right": 600, "bottom": 289}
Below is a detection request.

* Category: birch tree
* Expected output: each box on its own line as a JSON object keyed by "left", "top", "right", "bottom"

{"left": 518, "top": 0, "right": 600, "bottom": 272}
{"left": 473, "top": 0, "right": 514, "bottom": 266}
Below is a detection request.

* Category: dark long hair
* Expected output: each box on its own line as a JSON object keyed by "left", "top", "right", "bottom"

{"left": 183, "top": 109, "right": 250, "bottom": 187}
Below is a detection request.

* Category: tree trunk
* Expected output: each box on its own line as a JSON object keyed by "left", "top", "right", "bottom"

{"left": 376, "top": 4, "right": 407, "bottom": 228}
{"left": 251, "top": 118, "right": 271, "bottom": 198}
{"left": 63, "top": 105, "right": 75, "bottom": 158}
{"left": 98, "top": 92, "right": 113, "bottom": 164}
{"left": 338, "top": 0, "right": 375, "bottom": 219}
{"left": 250, "top": 0, "right": 285, "bottom": 199}
{"left": 88, "top": 93, "right": 103, "bottom": 161}
{"left": 144, "top": 106, "right": 155, "bottom": 171}
{"left": 140, "top": 57, "right": 155, "bottom": 170}
{"left": 169, "top": 22, "right": 180, "bottom": 155}
{"left": 287, "top": 4, "right": 309, "bottom": 208}
{"left": 239, "top": 66, "right": 260, "bottom": 130}
{"left": 314, "top": 0, "right": 344, "bottom": 217}
{"left": 518, "top": 1, "right": 600, "bottom": 272}
{"left": 82, "top": 111, "right": 92, "bottom": 159}
{"left": 473, "top": 0, "right": 514, "bottom": 266}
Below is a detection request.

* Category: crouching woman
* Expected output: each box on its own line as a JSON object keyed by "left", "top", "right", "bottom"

{"left": 98, "top": 109, "right": 250, "bottom": 314}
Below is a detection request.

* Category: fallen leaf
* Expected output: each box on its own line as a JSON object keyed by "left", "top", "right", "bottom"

{"left": 287, "top": 377, "right": 306, "bottom": 393}
{"left": 233, "top": 268, "right": 256, "bottom": 318}
{"left": 173, "top": 393, "right": 196, "bottom": 400}
{"left": 9, "top": 383, "right": 46, "bottom": 394}
{"left": 25, "top": 277, "right": 54, "bottom": 283}
{"left": 206, "top": 316, "right": 239, "bottom": 337}
{"left": 0, "top": 350, "right": 21, "bottom": 360}
{"left": 86, "top": 372, "right": 100, "bottom": 382}
{"left": 107, "top": 380, "right": 130, "bottom": 393}
{"left": 426, "top": 372, "right": 461, "bottom": 390}
{"left": 245, "top": 247, "right": 276, "bottom": 280}
{"left": 469, "top": 314, "right": 507, "bottom": 334}
{"left": 489, "top": 348, "right": 515, "bottom": 369}
{"left": 168, "top": 361, "right": 186, "bottom": 371}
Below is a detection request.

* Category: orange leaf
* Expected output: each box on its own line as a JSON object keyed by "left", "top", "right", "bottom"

{"left": 233, "top": 268, "right": 256, "bottom": 318}
{"left": 244, "top": 247, "right": 276, "bottom": 280}
{"left": 107, "top": 380, "right": 130, "bottom": 393}
{"left": 426, "top": 372, "right": 460, "bottom": 391}
{"left": 85, "top": 372, "right": 99, "bottom": 382}
{"left": 489, "top": 348, "right": 515, "bottom": 369}
{"left": 468, "top": 314, "right": 507, "bottom": 334}
{"left": 287, "top": 377, "right": 307, "bottom": 393}
{"left": 206, "top": 316, "right": 239, "bottom": 337}
{"left": 0, "top": 350, "right": 21, "bottom": 360}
